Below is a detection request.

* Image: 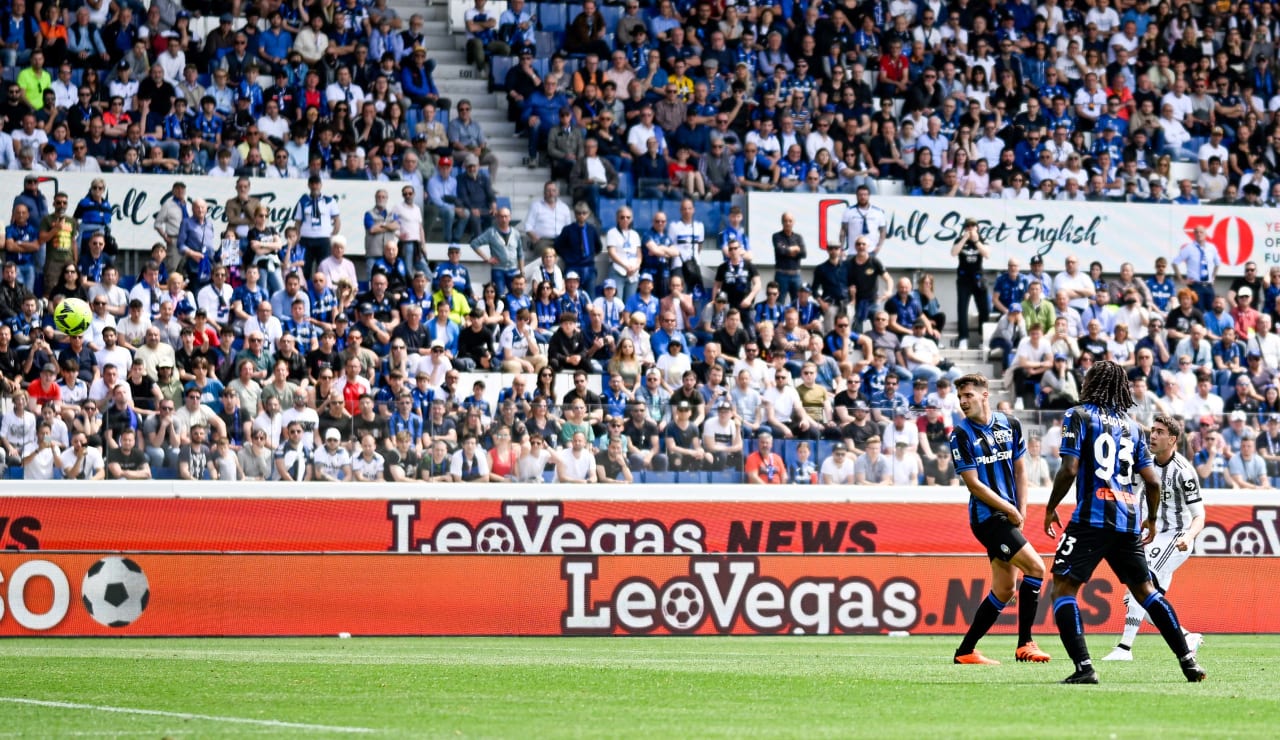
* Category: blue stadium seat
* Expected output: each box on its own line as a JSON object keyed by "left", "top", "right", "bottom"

{"left": 640, "top": 471, "right": 677, "bottom": 484}
{"left": 406, "top": 107, "right": 423, "bottom": 133}
{"left": 490, "top": 56, "right": 517, "bottom": 91}
{"left": 710, "top": 471, "right": 743, "bottom": 484}
{"left": 599, "top": 4, "right": 622, "bottom": 34}
{"left": 542, "top": 470, "right": 557, "bottom": 482}
{"left": 537, "top": 2, "right": 569, "bottom": 32}
{"left": 434, "top": 108, "right": 450, "bottom": 126}
{"left": 532, "top": 57, "right": 551, "bottom": 78}
{"left": 630, "top": 197, "right": 660, "bottom": 229}
{"left": 535, "top": 31, "right": 561, "bottom": 56}
{"left": 153, "top": 467, "right": 177, "bottom": 480}
{"left": 693, "top": 201, "right": 727, "bottom": 232}
{"left": 5, "top": 466, "right": 22, "bottom": 480}
{"left": 599, "top": 199, "right": 620, "bottom": 230}
{"left": 677, "top": 471, "right": 709, "bottom": 484}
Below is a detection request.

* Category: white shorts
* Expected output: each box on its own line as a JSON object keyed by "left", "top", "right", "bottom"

{"left": 1145, "top": 530, "right": 1193, "bottom": 590}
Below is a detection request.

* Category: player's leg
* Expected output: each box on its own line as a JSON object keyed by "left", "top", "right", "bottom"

{"left": 1108, "top": 531, "right": 1191, "bottom": 659}
{"left": 954, "top": 557, "right": 1008, "bottom": 665}
{"left": 1051, "top": 523, "right": 1103, "bottom": 683}
{"left": 1152, "top": 544, "right": 1203, "bottom": 653}
{"left": 955, "top": 517, "right": 1019, "bottom": 665}
{"left": 1115, "top": 541, "right": 1205, "bottom": 682}
{"left": 1009, "top": 543, "right": 1051, "bottom": 662}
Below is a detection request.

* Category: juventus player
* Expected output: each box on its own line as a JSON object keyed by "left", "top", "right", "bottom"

{"left": 1104, "top": 414, "right": 1206, "bottom": 660}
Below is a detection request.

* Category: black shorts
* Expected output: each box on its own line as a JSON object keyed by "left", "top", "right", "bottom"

{"left": 1051, "top": 521, "right": 1150, "bottom": 585}
{"left": 972, "top": 514, "right": 1028, "bottom": 562}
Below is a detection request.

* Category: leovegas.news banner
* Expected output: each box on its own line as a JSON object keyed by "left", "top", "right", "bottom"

{"left": 0, "top": 497, "right": 1276, "bottom": 636}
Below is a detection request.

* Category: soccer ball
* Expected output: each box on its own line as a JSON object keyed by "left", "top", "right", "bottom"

{"left": 1230, "top": 526, "right": 1267, "bottom": 555}
{"left": 81, "top": 557, "right": 150, "bottom": 628}
{"left": 475, "top": 521, "right": 515, "bottom": 553}
{"left": 53, "top": 297, "right": 92, "bottom": 337}
{"left": 660, "top": 580, "right": 705, "bottom": 631}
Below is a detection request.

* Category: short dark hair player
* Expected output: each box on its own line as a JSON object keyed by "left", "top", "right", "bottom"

{"left": 949, "top": 373, "right": 1051, "bottom": 665}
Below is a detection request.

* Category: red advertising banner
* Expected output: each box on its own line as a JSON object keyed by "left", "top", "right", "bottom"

{"left": 0, "top": 553, "right": 1272, "bottom": 636}
{"left": 2, "top": 497, "right": 1277, "bottom": 555}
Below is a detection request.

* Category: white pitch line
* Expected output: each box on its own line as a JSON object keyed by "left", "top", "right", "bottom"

{"left": 0, "top": 697, "right": 376, "bottom": 734}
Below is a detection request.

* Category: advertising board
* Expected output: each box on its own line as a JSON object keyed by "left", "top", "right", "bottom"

{"left": 3, "top": 497, "right": 1276, "bottom": 556}
{"left": 746, "top": 193, "right": 1280, "bottom": 276}
{"left": 0, "top": 553, "right": 1269, "bottom": 636}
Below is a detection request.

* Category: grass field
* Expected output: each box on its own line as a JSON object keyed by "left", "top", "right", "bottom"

{"left": 0, "top": 636, "right": 1276, "bottom": 738}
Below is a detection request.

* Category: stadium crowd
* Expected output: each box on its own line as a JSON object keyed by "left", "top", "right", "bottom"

{"left": 0, "top": 0, "right": 1277, "bottom": 488}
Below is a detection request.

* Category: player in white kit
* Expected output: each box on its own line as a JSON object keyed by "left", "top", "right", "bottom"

{"left": 1103, "top": 414, "right": 1205, "bottom": 661}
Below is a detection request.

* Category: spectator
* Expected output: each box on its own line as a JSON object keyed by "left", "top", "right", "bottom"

{"left": 852, "top": 435, "right": 890, "bottom": 485}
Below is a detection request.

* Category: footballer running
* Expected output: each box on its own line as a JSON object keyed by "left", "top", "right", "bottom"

{"left": 949, "top": 374, "right": 1051, "bottom": 666}
{"left": 1045, "top": 361, "right": 1206, "bottom": 684}
{"left": 1103, "top": 414, "right": 1205, "bottom": 661}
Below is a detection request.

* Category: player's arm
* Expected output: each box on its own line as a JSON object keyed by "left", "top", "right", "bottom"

{"left": 959, "top": 469, "right": 1024, "bottom": 525}
{"left": 1013, "top": 454, "right": 1028, "bottom": 523}
{"left": 1178, "top": 485, "right": 1206, "bottom": 551}
{"left": 1044, "top": 454, "right": 1077, "bottom": 538}
{"left": 1138, "top": 463, "right": 1161, "bottom": 545}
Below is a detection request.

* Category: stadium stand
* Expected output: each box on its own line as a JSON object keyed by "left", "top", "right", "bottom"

{"left": 0, "top": 0, "right": 1277, "bottom": 489}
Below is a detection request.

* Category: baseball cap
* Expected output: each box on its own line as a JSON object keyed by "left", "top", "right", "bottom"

{"left": 603, "top": 278, "right": 617, "bottom": 290}
{"left": 438, "top": 156, "right": 452, "bottom": 168}
{"left": 715, "top": 292, "right": 729, "bottom": 302}
{"left": 358, "top": 302, "right": 374, "bottom": 314}
{"left": 799, "top": 283, "right": 813, "bottom": 293}
{"left": 832, "top": 442, "right": 847, "bottom": 452}
{"left": 1230, "top": 409, "right": 1247, "bottom": 421}
{"left": 325, "top": 428, "right": 342, "bottom": 441}
{"left": 676, "top": 400, "right": 692, "bottom": 411}
{"left": 430, "top": 338, "right": 446, "bottom": 348}
{"left": 565, "top": 271, "right": 580, "bottom": 281}
{"left": 41, "top": 363, "right": 56, "bottom": 374}
{"left": 1054, "top": 353, "right": 1068, "bottom": 361}
{"left": 853, "top": 399, "right": 870, "bottom": 411}
{"left": 1270, "top": 414, "right": 1280, "bottom": 424}
{"left": 1008, "top": 303, "right": 1022, "bottom": 312}
{"left": 1029, "top": 255, "right": 1044, "bottom": 265}
{"left": 1199, "top": 414, "right": 1216, "bottom": 427}
{"left": 639, "top": 273, "right": 653, "bottom": 282}
{"left": 1239, "top": 287, "right": 1253, "bottom": 298}
{"left": 668, "top": 334, "right": 683, "bottom": 347}
{"left": 716, "top": 398, "right": 731, "bottom": 409}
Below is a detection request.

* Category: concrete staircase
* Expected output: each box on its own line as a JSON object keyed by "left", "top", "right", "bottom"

{"left": 407, "top": 1, "right": 546, "bottom": 211}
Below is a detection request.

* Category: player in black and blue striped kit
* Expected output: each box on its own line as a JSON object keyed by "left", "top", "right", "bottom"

{"left": 1045, "top": 360, "right": 1207, "bottom": 684}
{"left": 949, "top": 374, "right": 1051, "bottom": 666}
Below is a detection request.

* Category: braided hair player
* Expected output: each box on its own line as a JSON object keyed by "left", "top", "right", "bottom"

{"left": 1045, "top": 361, "right": 1206, "bottom": 684}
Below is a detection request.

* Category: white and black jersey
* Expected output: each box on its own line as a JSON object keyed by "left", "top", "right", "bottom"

{"left": 1149, "top": 452, "right": 1205, "bottom": 534}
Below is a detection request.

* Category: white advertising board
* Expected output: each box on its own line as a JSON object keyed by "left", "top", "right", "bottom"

{"left": 746, "top": 193, "right": 1280, "bottom": 276}
{"left": 2, "top": 172, "right": 388, "bottom": 256}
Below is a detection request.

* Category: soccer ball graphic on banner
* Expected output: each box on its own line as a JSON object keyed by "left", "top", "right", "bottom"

{"left": 81, "top": 557, "right": 150, "bottom": 628}
{"left": 53, "top": 297, "right": 93, "bottom": 337}
{"left": 661, "top": 580, "right": 705, "bottom": 631}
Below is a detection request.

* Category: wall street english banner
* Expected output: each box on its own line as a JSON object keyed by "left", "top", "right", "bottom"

{"left": 4, "top": 173, "right": 386, "bottom": 255}
{"left": 746, "top": 193, "right": 1280, "bottom": 276}
{"left": 0, "top": 553, "right": 1272, "bottom": 636}
{"left": 2, "top": 497, "right": 1277, "bottom": 556}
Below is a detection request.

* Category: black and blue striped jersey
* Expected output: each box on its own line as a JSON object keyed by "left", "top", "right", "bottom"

{"left": 1059, "top": 403, "right": 1154, "bottom": 535}
{"left": 950, "top": 412, "right": 1025, "bottom": 527}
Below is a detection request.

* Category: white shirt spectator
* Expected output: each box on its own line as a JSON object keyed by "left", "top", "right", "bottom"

{"left": 976, "top": 134, "right": 1005, "bottom": 166}
{"left": 1053, "top": 270, "right": 1096, "bottom": 311}
{"left": 805, "top": 130, "right": 836, "bottom": 161}
{"left": 1085, "top": 5, "right": 1120, "bottom": 32}
{"left": 59, "top": 444, "right": 104, "bottom": 479}
{"left": 197, "top": 283, "right": 234, "bottom": 325}
{"left": 1160, "top": 90, "right": 1194, "bottom": 121}
{"left": 763, "top": 384, "right": 803, "bottom": 424}
{"left": 325, "top": 81, "right": 366, "bottom": 107}
{"left": 351, "top": 450, "right": 385, "bottom": 481}
{"left": 523, "top": 198, "right": 574, "bottom": 242}
{"left": 820, "top": 454, "right": 855, "bottom": 484}
{"left": 1197, "top": 140, "right": 1229, "bottom": 167}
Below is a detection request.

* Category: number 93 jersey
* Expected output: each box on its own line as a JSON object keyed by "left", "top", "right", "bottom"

{"left": 1059, "top": 403, "right": 1154, "bottom": 534}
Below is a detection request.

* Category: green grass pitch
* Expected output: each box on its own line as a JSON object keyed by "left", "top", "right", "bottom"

{"left": 0, "top": 636, "right": 1277, "bottom": 738}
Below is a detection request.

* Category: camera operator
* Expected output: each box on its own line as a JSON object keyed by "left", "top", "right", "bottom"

{"left": 949, "top": 217, "right": 990, "bottom": 349}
